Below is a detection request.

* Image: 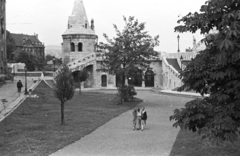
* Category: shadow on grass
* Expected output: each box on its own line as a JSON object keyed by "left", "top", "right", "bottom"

{"left": 0, "top": 81, "right": 142, "bottom": 156}
{"left": 169, "top": 129, "right": 240, "bottom": 156}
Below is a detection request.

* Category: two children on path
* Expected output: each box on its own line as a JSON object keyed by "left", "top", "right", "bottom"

{"left": 133, "top": 107, "right": 147, "bottom": 131}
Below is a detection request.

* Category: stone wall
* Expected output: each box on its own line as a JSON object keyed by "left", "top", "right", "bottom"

{"left": 149, "top": 61, "right": 162, "bottom": 88}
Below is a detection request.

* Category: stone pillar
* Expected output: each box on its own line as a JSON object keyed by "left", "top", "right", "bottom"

{"left": 125, "top": 77, "right": 128, "bottom": 85}
{"left": 142, "top": 73, "right": 145, "bottom": 87}
{"left": 113, "top": 75, "right": 116, "bottom": 87}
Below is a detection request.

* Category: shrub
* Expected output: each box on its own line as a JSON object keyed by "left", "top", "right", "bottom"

{"left": 117, "top": 85, "right": 137, "bottom": 102}
{"left": 0, "top": 76, "right": 6, "bottom": 87}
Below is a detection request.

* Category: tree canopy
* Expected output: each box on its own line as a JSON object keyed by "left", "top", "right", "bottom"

{"left": 170, "top": 0, "right": 240, "bottom": 143}
{"left": 98, "top": 16, "right": 160, "bottom": 78}
{"left": 6, "top": 30, "right": 16, "bottom": 62}
{"left": 54, "top": 64, "right": 75, "bottom": 124}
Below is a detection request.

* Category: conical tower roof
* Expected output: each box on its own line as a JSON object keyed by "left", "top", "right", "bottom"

{"left": 63, "top": 0, "right": 95, "bottom": 36}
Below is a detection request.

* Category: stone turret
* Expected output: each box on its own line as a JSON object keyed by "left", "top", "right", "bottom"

{"left": 62, "top": 0, "right": 98, "bottom": 63}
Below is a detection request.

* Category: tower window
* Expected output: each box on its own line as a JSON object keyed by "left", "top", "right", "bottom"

{"left": 78, "top": 42, "right": 83, "bottom": 52}
{"left": 70, "top": 42, "right": 75, "bottom": 52}
{"left": 85, "top": 23, "right": 87, "bottom": 28}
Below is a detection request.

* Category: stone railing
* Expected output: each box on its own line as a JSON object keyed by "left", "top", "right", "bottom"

{"left": 54, "top": 53, "right": 96, "bottom": 79}
{"left": 162, "top": 57, "right": 180, "bottom": 77}
{"left": 162, "top": 57, "right": 182, "bottom": 89}
{"left": 67, "top": 52, "right": 96, "bottom": 72}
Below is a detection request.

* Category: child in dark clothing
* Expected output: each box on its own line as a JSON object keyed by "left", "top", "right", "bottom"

{"left": 17, "top": 80, "right": 23, "bottom": 95}
{"left": 132, "top": 108, "right": 137, "bottom": 130}
{"left": 141, "top": 107, "right": 147, "bottom": 131}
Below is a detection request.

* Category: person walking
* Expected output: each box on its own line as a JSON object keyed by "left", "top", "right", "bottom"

{"left": 132, "top": 108, "right": 137, "bottom": 130}
{"left": 17, "top": 80, "right": 23, "bottom": 95}
{"left": 136, "top": 108, "right": 142, "bottom": 130}
{"left": 141, "top": 107, "right": 147, "bottom": 131}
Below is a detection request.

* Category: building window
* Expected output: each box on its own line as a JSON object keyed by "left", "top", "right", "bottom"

{"left": 85, "top": 23, "right": 87, "bottom": 28}
{"left": 78, "top": 42, "right": 83, "bottom": 52}
{"left": 70, "top": 42, "right": 75, "bottom": 52}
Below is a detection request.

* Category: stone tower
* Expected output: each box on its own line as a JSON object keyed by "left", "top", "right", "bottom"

{"left": 62, "top": 0, "right": 98, "bottom": 63}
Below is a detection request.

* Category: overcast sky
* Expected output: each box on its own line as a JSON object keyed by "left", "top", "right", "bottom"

{"left": 6, "top": 0, "right": 207, "bottom": 52}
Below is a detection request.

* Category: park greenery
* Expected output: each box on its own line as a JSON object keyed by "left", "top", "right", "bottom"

{"left": 98, "top": 16, "right": 159, "bottom": 102}
{"left": 72, "top": 69, "right": 88, "bottom": 95}
{"left": 6, "top": 30, "right": 16, "bottom": 62}
{"left": 170, "top": 0, "right": 240, "bottom": 143}
{"left": 54, "top": 64, "right": 75, "bottom": 124}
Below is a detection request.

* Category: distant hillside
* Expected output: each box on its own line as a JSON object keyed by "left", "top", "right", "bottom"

{"left": 45, "top": 45, "right": 62, "bottom": 58}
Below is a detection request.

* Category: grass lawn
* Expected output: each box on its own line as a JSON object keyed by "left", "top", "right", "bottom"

{"left": 169, "top": 129, "right": 240, "bottom": 156}
{"left": 0, "top": 81, "right": 141, "bottom": 156}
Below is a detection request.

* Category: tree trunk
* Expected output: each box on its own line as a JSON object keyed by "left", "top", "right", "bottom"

{"left": 61, "top": 101, "right": 65, "bottom": 125}
{"left": 121, "top": 72, "right": 125, "bottom": 104}
{"left": 79, "top": 81, "right": 81, "bottom": 95}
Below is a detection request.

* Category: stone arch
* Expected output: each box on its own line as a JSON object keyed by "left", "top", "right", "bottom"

{"left": 84, "top": 65, "right": 94, "bottom": 88}
{"left": 78, "top": 42, "right": 83, "bottom": 52}
{"left": 145, "top": 69, "right": 155, "bottom": 87}
{"left": 101, "top": 75, "right": 107, "bottom": 87}
{"left": 128, "top": 68, "right": 142, "bottom": 87}
{"left": 72, "top": 70, "right": 80, "bottom": 88}
{"left": 70, "top": 42, "right": 75, "bottom": 52}
{"left": 116, "top": 73, "right": 123, "bottom": 87}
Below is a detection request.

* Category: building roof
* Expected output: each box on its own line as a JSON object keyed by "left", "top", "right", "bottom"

{"left": 166, "top": 58, "right": 181, "bottom": 72}
{"left": 63, "top": 26, "right": 96, "bottom": 36}
{"left": 10, "top": 33, "right": 44, "bottom": 48}
{"left": 63, "top": 0, "right": 96, "bottom": 36}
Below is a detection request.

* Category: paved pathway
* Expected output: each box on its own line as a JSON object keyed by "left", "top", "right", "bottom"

{"left": 0, "top": 76, "right": 41, "bottom": 122}
{"left": 50, "top": 91, "right": 192, "bottom": 156}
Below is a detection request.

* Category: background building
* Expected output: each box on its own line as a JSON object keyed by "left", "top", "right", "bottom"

{"left": 0, "top": 0, "right": 7, "bottom": 76}
{"left": 10, "top": 33, "right": 45, "bottom": 61}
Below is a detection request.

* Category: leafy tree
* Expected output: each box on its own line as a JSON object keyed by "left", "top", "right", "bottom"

{"left": 45, "top": 54, "right": 54, "bottom": 62}
{"left": 13, "top": 49, "right": 36, "bottom": 71}
{"left": 54, "top": 64, "right": 75, "bottom": 124}
{"left": 170, "top": 0, "right": 240, "bottom": 143}
{"left": 72, "top": 69, "right": 88, "bottom": 95}
{"left": 99, "top": 16, "right": 160, "bottom": 103}
{"left": 45, "top": 54, "right": 62, "bottom": 67}
{"left": 6, "top": 30, "right": 16, "bottom": 62}
{"left": 35, "top": 57, "right": 45, "bottom": 71}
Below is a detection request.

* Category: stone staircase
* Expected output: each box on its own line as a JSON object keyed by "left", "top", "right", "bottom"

{"left": 162, "top": 56, "right": 182, "bottom": 89}
{"left": 67, "top": 52, "right": 96, "bottom": 72}
{"left": 54, "top": 53, "right": 96, "bottom": 79}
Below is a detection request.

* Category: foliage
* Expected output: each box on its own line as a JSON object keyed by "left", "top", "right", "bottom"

{"left": 171, "top": 0, "right": 240, "bottom": 143}
{"left": 117, "top": 85, "right": 137, "bottom": 102}
{"left": 54, "top": 64, "right": 75, "bottom": 124}
{"left": 45, "top": 54, "right": 54, "bottom": 62}
{"left": 72, "top": 69, "right": 88, "bottom": 95}
{"left": 6, "top": 30, "right": 16, "bottom": 62}
{"left": 78, "top": 70, "right": 88, "bottom": 82}
{"left": 13, "top": 49, "right": 38, "bottom": 71}
{"left": 45, "top": 54, "right": 62, "bottom": 65}
{"left": 170, "top": 97, "right": 239, "bottom": 143}
{"left": 98, "top": 16, "right": 160, "bottom": 78}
